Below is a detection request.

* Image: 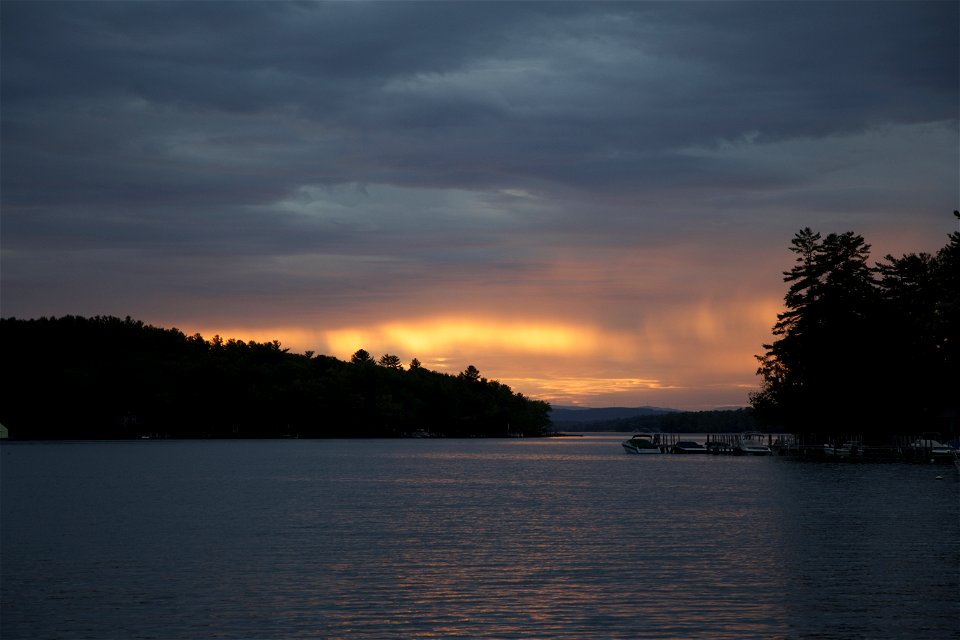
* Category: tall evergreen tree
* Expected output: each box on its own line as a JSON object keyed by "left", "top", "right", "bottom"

{"left": 752, "top": 229, "right": 878, "bottom": 435}
{"left": 876, "top": 251, "right": 938, "bottom": 426}
{"left": 930, "top": 232, "right": 960, "bottom": 429}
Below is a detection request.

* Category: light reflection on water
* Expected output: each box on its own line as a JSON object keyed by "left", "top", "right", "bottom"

{"left": 2, "top": 435, "right": 957, "bottom": 639}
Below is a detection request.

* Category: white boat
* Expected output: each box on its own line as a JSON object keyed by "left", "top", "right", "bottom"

{"left": 909, "top": 436, "right": 959, "bottom": 464}
{"left": 622, "top": 433, "right": 663, "bottom": 454}
{"left": 735, "top": 432, "right": 772, "bottom": 456}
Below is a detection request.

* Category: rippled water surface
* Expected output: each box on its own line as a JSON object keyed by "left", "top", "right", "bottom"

{"left": 2, "top": 435, "right": 958, "bottom": 639}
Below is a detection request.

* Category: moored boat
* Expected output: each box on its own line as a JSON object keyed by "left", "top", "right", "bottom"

{"left": 908, "top": 435, "right": 959, "bottom": 464}
{"left": 735, "top": 432, "right": 772, "bottom": 456}
{"left": 823, "top": 441, "right": 864, "bottom": 459}
{"left": 622, "top": 433, "right": 663, "bottom": 454}
{"left": 672, "top": 440, "right": 707, "bottom": 454}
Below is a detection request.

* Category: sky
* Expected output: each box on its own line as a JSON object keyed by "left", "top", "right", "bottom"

{"left": 2, "top": 1, "right": 957, "bottom": 410}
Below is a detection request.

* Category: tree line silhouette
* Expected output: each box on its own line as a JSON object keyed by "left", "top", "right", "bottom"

{"left": 0, "top": 315, "right": 551, "bottom": 439}
{"left": 751, "top": 229, "right": 959, "bottom": 441}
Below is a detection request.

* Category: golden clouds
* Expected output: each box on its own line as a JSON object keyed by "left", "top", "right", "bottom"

{"left": 504, "top": 375, "right": 675, "bottom": 405}
{"left": 631, "top": 296, "right": 781, "bottom": 373}
{"left": 324, "top": 317, "right": 608, "bottom": 360}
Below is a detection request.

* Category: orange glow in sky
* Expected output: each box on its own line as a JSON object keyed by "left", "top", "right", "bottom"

{"left": 326, "top": 318, "right": 607, "bottom": 359}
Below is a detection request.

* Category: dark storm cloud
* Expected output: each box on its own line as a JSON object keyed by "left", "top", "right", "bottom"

{"left": 6, "top": 2, "right": 955, "bottom": 150}
{"left": 2, "top": 2, "right": 520, "bottom": 109}
{"left": 2, "top": 1, "right": 957, "bottom": 315}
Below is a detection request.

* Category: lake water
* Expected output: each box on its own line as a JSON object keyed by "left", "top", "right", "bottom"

{"left": 1, "top": 435, "right": 957, "bottom": 639}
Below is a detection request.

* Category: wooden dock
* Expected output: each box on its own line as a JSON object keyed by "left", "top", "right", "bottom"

{"left": 642, "top": 432, "right": 958, "bottom": 462}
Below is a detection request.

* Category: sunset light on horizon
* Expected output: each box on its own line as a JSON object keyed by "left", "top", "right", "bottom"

{"left": 182, "top": 293, "right": 789, "bottom": 409}
{"left": 2, "top": 1, "right": 956, "bottom": 410}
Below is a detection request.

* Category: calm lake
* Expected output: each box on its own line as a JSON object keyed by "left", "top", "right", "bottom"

{"left": 1, "top": 435, "right": 957, "bottom": 639}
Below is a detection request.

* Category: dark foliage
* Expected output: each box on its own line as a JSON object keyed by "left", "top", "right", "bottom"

{"left": 0, "top": 316, "right": 551, "bottom": 439}
{"left": 751, "top": 230, "right": 959, "bottom": 441}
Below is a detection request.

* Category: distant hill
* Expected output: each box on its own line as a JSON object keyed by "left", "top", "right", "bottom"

{"left": 549, "top": 406, "right": 678, "bottom": 424}
{"left": 549, "top": 406, "right": 760, "bottom": 433}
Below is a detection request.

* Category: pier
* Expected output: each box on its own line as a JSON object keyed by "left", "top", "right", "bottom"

{"left": 639, "top": 432, "right": 958, "bottom": 463}
{"left": 646, "top": 432, "right": 778, "bottom": 455}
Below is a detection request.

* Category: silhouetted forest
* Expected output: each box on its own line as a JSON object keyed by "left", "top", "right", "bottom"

{"left": 751, "top": 229, "right": 959, "bottom": 441}
{"left": 0, "top": 316, "right": 551, "bottom": 439}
